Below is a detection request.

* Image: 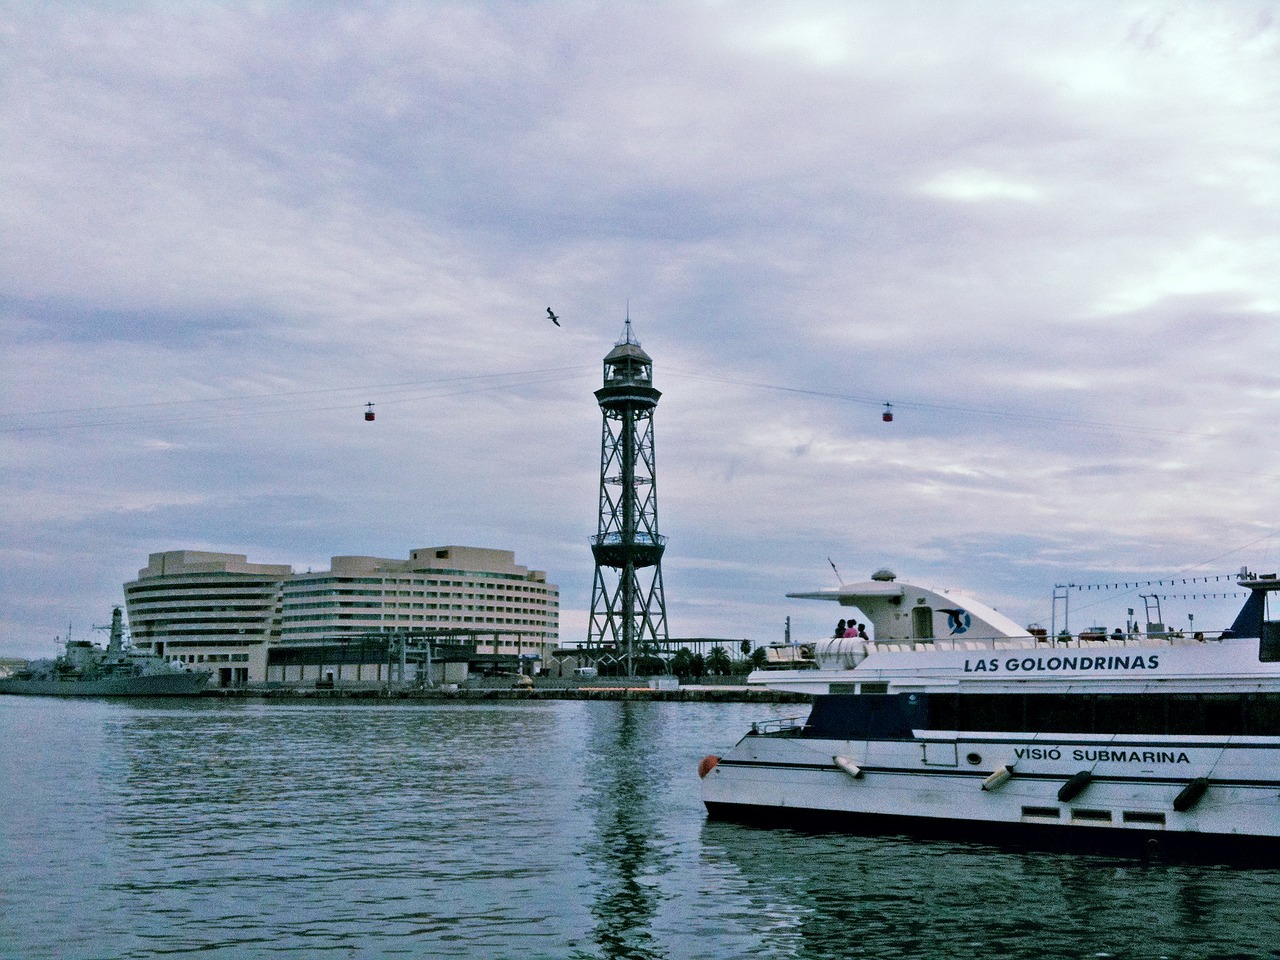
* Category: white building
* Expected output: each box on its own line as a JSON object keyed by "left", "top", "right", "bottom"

{"left": 124, "top": 551, "right": 291, "bottom": 687}
{"left": 124, "top": 546, "right": 560, "bottom": 686}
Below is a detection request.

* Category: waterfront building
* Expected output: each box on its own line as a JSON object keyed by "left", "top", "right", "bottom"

{"left": 124, "top": 546, "right": 560, "bottom": 686}
{"left": 269, "top": 546, "right": 559, "bottom": 685}
{"left": 124, "top": 551, "right": 291, "bottom": 687}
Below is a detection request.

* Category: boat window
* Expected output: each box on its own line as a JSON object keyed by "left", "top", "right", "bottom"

{"left": 911, "top": 692, "right": 1277, "bottom": 737}
{"left": 1123, "top": 811, "right": 1166, "bottom": 825}
{"left": 1127, "top": 696, "right": 1167, "bottom": 734}
{"left": 1071, "top": 809, "right": 1112, "bottom": 823}
{"left": 927, "top": 693, "right": 958, "bottom": 730}
{"left": 1093, "top": 695, "right": 1131, "bottom": 733}
{"left": 1049, "top": 694, "right": 1093, "bottom": 733}
{"left": 1201, "top": 694, "right": 1243, "bottom": 736}
{"left": 1243, "top": 694, "right": 1280, "bottom": 735}
{"left": 1021, "top": 806, "right": 1060, "bottom": 820}
{"left": 961, "top": 695, "right": 1023, "bottom": 732}
{"left": 805, "top": 694, "right": 927, "bottom": 739}
{"left": 1261, "top": 622, "right": 1280, "bottom": 662}
{"left": 1165, "top": 695, "right": 1204, "bottom": 735}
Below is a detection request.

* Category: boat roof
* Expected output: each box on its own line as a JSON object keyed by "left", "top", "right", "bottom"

{"left": 788, "top": 570, "right": 1031, "bottom": 639}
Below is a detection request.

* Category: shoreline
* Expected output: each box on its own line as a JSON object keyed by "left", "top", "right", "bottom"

{"left": 198, "top": 684, "right": 815, "bottom": 703}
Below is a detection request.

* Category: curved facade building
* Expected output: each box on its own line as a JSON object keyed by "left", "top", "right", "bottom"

{"left": 124, "top": 551, "right": 291, "bottom": 686}
{"left": 272, "top": 546, "right": 559, "bottom": 683}
{"left": 281, "top": 546, "right": 557, "bottom": 643}
{"left": 124, "top": 546, "right": 560, "bottom": 685}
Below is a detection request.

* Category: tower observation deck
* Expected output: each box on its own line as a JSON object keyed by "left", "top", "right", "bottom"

{"left": 587, "top": 320, "right": 669, "bottom": 673}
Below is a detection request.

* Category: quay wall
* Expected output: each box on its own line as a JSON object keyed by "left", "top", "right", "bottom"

{"left": 200, "top": 684, "right": 813, "bottom": 704}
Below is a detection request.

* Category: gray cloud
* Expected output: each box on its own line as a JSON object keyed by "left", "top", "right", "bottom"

{"left": 1, "top": 1, "right": 1276, "bottom": 656}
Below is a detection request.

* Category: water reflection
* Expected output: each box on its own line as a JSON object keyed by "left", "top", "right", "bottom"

{"left": 577, "top": 700, "right": 667, "bottom": 959}
{"left": 699, "top": 820, "right": 1280, "bottom": 960}
{"left": 8, "top": 698, "right": 1279, "bottom": 960}
{"left": 99, "top": 701, "right": 575, "bottom": 957}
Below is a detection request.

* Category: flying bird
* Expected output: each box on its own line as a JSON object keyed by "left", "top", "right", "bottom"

{"left": 546, "top": 308, "right": 560, "bottom": 326}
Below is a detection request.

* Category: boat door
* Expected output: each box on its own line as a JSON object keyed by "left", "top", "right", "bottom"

{"left": 922, "top": 739, "right": 958, "bottom": 766}
{"left": 912, "top": 606, "right": 934, "bottom": 639}
{"left": 918, "top": 696, "right": 959, "bottom": 765}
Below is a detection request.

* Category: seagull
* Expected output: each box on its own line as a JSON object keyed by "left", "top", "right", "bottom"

{"left": 546, "top": 308, "right": 560, "bottom": 327}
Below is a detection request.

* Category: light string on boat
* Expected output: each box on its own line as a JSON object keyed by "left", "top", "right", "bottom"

{"left": 1033, "top": 536, "right": 1278, "bottom": 627}
{"left": 1056, "top": 573, "right": 1247, "bottom": 601}
{"left": 1133, "top": 593, "right": 1243, "bottom": 600}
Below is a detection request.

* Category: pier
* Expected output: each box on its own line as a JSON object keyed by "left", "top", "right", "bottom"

{"left": 198, "top": 680, "right": 814, "bottom": 704}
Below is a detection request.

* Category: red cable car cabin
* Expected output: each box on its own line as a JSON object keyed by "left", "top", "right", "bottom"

{"left": 364, "top": 403, "right": 376, "bottom": 421}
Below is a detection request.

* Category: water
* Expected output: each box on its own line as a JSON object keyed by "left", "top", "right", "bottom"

{"left": 2, "top": 697, "right": 1278, "bottom": 960}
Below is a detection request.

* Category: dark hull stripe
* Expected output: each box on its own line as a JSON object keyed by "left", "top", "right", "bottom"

{"left": 703, "top": 802, "right": 1280, "bottom": 864}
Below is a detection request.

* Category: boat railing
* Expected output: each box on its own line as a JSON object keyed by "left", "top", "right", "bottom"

{"left": 867, "top": 631, "right": 1225, "bottom": 654}
{"left": 748, "top": 716, "right": 807, "bottom": 736}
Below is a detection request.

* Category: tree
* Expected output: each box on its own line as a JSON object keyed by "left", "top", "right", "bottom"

{"left": 690, "top": 653, "right": 705, "bottom": 678}
{"left": 740, "top": 638, "right": 752, "bottom": 659}
{"left": 634, "top": 654, "right": 665, "bottom": 676}
{"left": 671, "top": 648, "right": 694, "bottom": 678}
{"left": 750, "top": 646, "right": 769, "bottom": 669}
{"left": 706, "top": 645, "right": 732, "bottom": 676}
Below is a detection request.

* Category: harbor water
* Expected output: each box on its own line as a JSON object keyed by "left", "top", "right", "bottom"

{"left": 2, "top": 696, "right": 1278, "bottom": 959}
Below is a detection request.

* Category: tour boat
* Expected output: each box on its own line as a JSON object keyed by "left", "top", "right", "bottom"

{"left": 699, "top": 568, "right": 1280, "bottom": 858}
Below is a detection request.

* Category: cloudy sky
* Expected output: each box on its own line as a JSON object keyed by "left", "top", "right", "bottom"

{"left": 2, "top": 1, "right": 1277, "bottom": 660}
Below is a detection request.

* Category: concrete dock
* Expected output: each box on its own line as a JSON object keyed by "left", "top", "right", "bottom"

{"left": 200, "top": 681, "right": 814, "bottom": 704}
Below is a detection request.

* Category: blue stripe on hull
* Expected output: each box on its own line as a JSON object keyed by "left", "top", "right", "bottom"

{"left": 703, "top": 802, "right": 1280, "bottom": 865}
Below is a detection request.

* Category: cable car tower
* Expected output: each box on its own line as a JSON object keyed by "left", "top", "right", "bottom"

{"left": 587, "top": 319, "right": 669, "bottom": 674}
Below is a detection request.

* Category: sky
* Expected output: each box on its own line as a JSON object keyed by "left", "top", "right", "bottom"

{"left": 2, "top": 1, "right": 1278, "bottom": 660}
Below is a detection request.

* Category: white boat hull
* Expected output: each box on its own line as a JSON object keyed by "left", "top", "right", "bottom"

{"left": 703, "top": 728, "right": 1280, "bottom": 857}
{"left": 707, "top": 568, "right": 1280, "bottom": 858}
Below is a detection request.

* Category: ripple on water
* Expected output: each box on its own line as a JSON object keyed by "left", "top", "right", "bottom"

{"left": 3, "top": 698, "right": 1280, "bottom": 959}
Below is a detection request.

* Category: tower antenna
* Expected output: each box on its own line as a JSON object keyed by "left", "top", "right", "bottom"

{"left": 620, "top": 300, "right": 637, "bottom": 345}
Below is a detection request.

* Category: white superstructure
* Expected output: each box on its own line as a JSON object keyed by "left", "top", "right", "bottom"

{"left": 700, "top": 568, "right": 1280, "bottom": 858}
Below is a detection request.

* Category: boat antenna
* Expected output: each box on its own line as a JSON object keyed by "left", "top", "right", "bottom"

{"left": 828, "top": 557, "right": 845, "bottom": 586}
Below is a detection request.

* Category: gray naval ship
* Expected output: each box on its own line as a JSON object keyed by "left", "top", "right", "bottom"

{"left": 0, "top": 607, "right": 211, "bottom": 697}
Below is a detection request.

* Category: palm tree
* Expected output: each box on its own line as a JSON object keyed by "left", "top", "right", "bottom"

{"left": 706, "top": 645, "right": 732, "bottom": 676}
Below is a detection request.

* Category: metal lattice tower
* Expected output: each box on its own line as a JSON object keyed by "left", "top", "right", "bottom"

{"left": 587, "top": 319, "right": 668, "bottom": 674}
